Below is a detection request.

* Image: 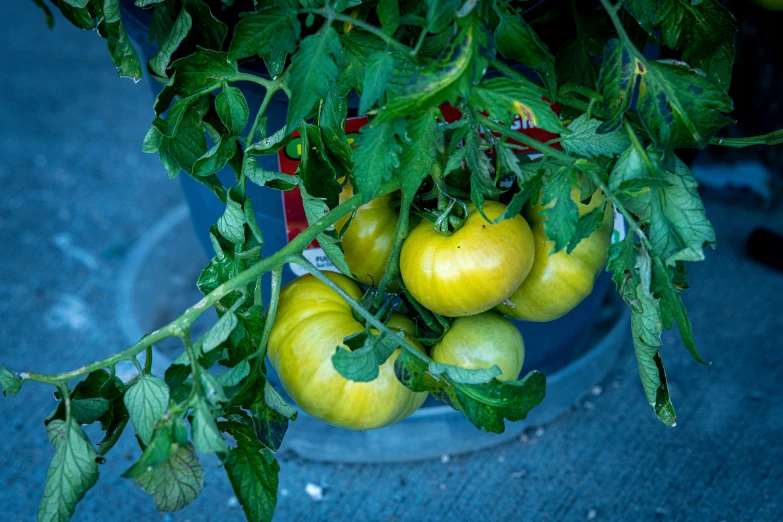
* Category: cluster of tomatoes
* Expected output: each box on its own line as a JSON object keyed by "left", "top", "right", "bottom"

{"left": 267, "top": 181, "right": 614, "bottom": 430}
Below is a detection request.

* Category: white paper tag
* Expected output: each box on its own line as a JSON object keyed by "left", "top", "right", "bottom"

{"left": 288, "top": 247, "right": 338, "bottom": 277}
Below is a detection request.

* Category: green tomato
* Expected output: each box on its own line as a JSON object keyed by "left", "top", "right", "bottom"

{"left": 431, "top": 312, "right": 525, "bottom": 380}
{"left": 400, "top": 201, "right": 536, "bottom": 317}
{"left": 496, "top": 187, "right": 614, "bottom": 322}
{"left": 335, "top": 183, "right": 398, "bottom": 289}
{"left": 267, "top": 272, "right": 427, "bottom": 430}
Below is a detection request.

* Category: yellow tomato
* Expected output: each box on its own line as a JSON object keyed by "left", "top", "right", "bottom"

{"left": 431, "top": 312, "right": 525, "bottom": 380}
{"left": 400, "top": 200, "right": 535, "bottom": 317}
{"left": 267, "top": 272, "right": 427, "bottom": 430}
{"left": 335, "top": 184, "right": 398, "bottom": 288}
{"left": 496, "top": 188, "right": 614, "bottom": 322}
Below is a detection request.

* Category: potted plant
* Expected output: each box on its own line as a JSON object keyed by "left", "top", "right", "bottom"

{"left": 4, "top": 0, "right": 781, "bottom": 521}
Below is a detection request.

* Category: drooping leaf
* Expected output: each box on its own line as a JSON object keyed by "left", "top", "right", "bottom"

{"left": 203, "top": 311, "right": 239, "bottom": 352}
{"left": 217, "top": 188, "right": 246, "bottom": 244}
{"left": 494, "top": 12, "right": 556, "bottom": 98}
{"left": 124, "top": 373, "right": 170, "bottom": 445}
{"left": 540, "top": 167, "right": 579, "bottom": 253}
{"left": 191, "top": 398, "right": 227, "bottom": 455}
{"left": 228, "top": 7, "right": 301, "bottom": 63}
{"left": 0, "top": 364, "right": 22, "bottom": 396}
{"left": 298, "top": 183, "right": 352, "bottom": 275}
{"left": 148, "top": 7, "right": 192, "bottom": 77}
{"left": 332, "top": 332, "right": 400, "bottom": 382}
{"left": 216, "top": 86, "right": 249, "bottom": 136}
{"left": 470, "top": 77, "right": 565, "bottom": 134}
{"left": 359, "top": 52, "right": 396, "bottom": 115}
{"left": 351, "top": 118, "right": 404, "bottom": 201}
{"left": 561, "top": 114, "right": 630, "bottom": 158}
{"left": 131, "top": 441, "right": 205, "bottom": 512}
{"left": 243, "top": 158, "right": 299, "bottom": 191}
{"left": 400, "top": 108, "right": 441, "bottom": 199}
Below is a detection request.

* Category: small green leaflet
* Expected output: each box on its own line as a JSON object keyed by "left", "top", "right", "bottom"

{"left": 216, "top": 359, "right": 251, "bottom": 388}
{"left": 38, "top": 419, "right": 99, "bottom": 522}
{"left": 148, "top": 7, "right": 192, "bottom": 78}
{"left": 0, "top": 364, "right": 22, "bottom": 396}
{"left": 132, "top": 442, "right": 205, "bottom": 512}
{"left": 561, "top": 114, "right": 630, "bottom": 158}
{"left": 228, "top": 7, "right": 301, "bottom": 64}
{"left": 351, "top": 118, "right": 404, "bottom": 201}
{"left": 244, "top": 198, "right": 265, "bottom": 245}
{"left": 203, "top": 311, "right": 239, "bottom": 352}
{"left": 610, "top": 147, "right": 715, "bottom": 265}
{"left": 395, "top": 350, "right": 546, "bottom": 433}
{"left": 183, "top": 0, "right": 228, "bottom": 51}
{"left": 191, "top": 399, "right": 228, "bottom": 455}
{"left": 568, "top": 207, "right": 605, "bottom": 255}
{"left": 223, "top": 415, "right": 280, "bottom": 522}
{"left": 124, "top": 373, "right": 170, "bottom": 445}
{"left": 100, "top": 0, "right": 143, "bottom": 81}
{"left": 540, "top": 167, "right": 579, "bottom": 253}
{"left": 216, "top": 86, "right": 249, "bottom": 136}
{"left": 286, "top": 28, "right": 343, "bottom": 133}
{"left": 494, "top": 12, "right": 557, "bottom": 99}
{"left": 298, "top": 183, "right": 352, "bottom": 276}
{"left": 217, "top": 188, "right": 246, "bottom": 244}
{"left": 359, "top": 52, "right": 396, "bottom": 115}
{"left": 428, "top": 361, "right": 501, "bottom": 384}
{"left": 193, "top": 136, "right": 240, "bottom": 177}
{"left": 598, "top": 40, "right": 733, "bottom": 149}
{"left": 332, "top": 331, "right": 400, "bottom": 382}
{"left": 400, "top": 108, "right": 440, "bottom": 199}
{"left": 298, "top": 122, "right": 342, "bottom": 207}
{"left": 244, "top": 158, "right": 299, "bottom": 191}
{"left": 470, "top": 77, "right": 565, "bottom": 134}
{"left": 377, "top": 0, "right": 400, "bottom": 35}
{"left": 155, "top": 49, "right": 241, "bottom": 114}
{"left": 319, "top": 88, "right": 353, "bottom": 172}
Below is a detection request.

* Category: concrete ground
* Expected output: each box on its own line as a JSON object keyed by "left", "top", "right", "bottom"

{"left": 1, "top": 2, "right": 782, "bottom": 521}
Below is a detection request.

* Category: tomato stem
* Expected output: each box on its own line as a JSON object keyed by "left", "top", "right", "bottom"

{"left": 372, "top": 191, "right": 411, "bottom": 308}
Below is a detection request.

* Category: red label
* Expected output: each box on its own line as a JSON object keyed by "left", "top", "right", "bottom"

{"left": 277, "top": 103, "right": 561, "bottom": 246}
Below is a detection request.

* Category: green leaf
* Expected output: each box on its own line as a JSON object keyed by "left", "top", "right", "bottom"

{"left": 286, "top": 28, "right": 343, "bottom": 132}
{"left": 203, "top": 311, "right": 239, "bottom": 352}
{"left": 617, "top": 177, "right": 673, "bottom": 197}
{"left": 124, "top": 374, "right": 170, "bottom": 445}
{"left": 352, "top": 118, "right": 404, "bottom": 201}
{"left": 555, "top": 12, "right": 606, "bottom": 89}
{"left": 216, "top": 86, "right": 249, "bottom": 136}
{"left": 243, "top": 198, "right": 265, "bottom": 245}
{"left": 400, "top": 108, "right": 440, "bottom": 199}
{"left": 51, "top": 0, "right": 94, "bottom": 30}
{"left": 298, "top": 122, "right": 341, "bottom": 206}
{"left": 359, "top": 52, "right": 396, "bottom": 115}
{"left": 395, "top": 350, "right": 546, "bottom": 433}
{"left": 224, "top": 416, "right": 280, "bottom": 522}
{"left": 157, "top": 105, "right": 209, "bottom": 179}
{"left": 229, "top": 7, "right": 300, "bottom": 65}
{"left": 623, "top": 0, "right": 736, "bottom": 90}
{"left": 377, "top": 0, "right": 400, "bottom": 35}
{"left": 193, "top": 135, "right": 239, "bottom": 177}
{"left": 0, "top": 364, "right": 22, "bottom": 396}
{"left": 494, "top": 12, "right": 556, "bottom": 99}
{"left": 217, "top": 188, "right": 246, "bottom": 244}
{"left": 568, "top": 207, "right": 605, "bottom": 254}
{"left": 62, "top": 0, "right": 89, "bottom": 7}
{"left": 100, "top": 1, "right": 143, "bottom": 81}
{"left": 97, "top": 402, "right": 129, "bottom": 456}
{"left": 332, "top": 332, "right": 400, "bottom": 382}
{"left": 630, "top": 281, "right": 676, "bottom": 426}
{"left": 156, "top": 49, "right": 240, "bottom": 114}
{"left": 299, "top": 183, "right": 352, "bottom": 275}
{"left": 243, "top": 157, "right": 299, "bottom": 191}
{"left": 607, "top": 234, "right": 642, "bottom": 309}
{"left": 149, "top": 7, "right": 192, "bottom": 77}
{"left": 470, "top": 77, "right": 565, "bottom": 134}
{"left": 191, "top": 399, "right": 227, "bottom": 455}
{"left": 425, "top": 0, "right": 460, "bottom": 33}
{"left": 131, "top": 442, "right": 205, "bottom": 512}
{"left": 561, "top": 114, "right": 630, "bottom": 158}
{"left": 610, "top": 148, "right": 715, "bottom": 265}
{"left": 38, "top": 419, "right": 100, "bottom": 522}
{"left": 182, "top": 0, "right": 227, "bottom": 50}
{"left": 428, "top": 361, "right": 501, "bottom": 384}
{"left": 216, "top": 359, "right": 251, "bottom": 388}
{"left": 540, "top": 167, "right": 579, "bottom": 253}
{"left": 598, "top": 40, "right": 733, "bottom": 149}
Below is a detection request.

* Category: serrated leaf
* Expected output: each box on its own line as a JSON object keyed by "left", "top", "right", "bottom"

{"left": 495, "top": 12, "right": 556, "bottom": 98}
{"left": 149, "top": 7, "right": 192, "bottom": 77}
{"left": 401, "top": 108, "right": 440, "bottom": 199}
{"left": 428, "top": 361, "right": 501, "bottom": 384}
{"left": 155, "top": 50, "right": 240, "bottom": 114}
{"left": 216, "top": 86, "right": 249, "bottom": 136}
{"left": 157, "top": 105, "right": 208, "bottom": 179}
{"left": 298, "top": 122, "right": 341, "bottom": 208}
{"left": 101, "top": 1, "right": 143, "bottom": 81}
{"left": 332, "top": 332, "right": 399, "bottom": 382}
{"left": 216, "top": 359, "right": 251, "bottom": 388}
{"left": 425, "top": 0, "right": 460, "bottom": 33}
{"left": 124, "top": 374, "right": 170, "bottom": 445}
{"left": 243, "top": 157, "right": 299, "bottom": 191}
{"left": 352, "top": 118, "right": 404, "bottom": 201}
{"left": 229, "top": 7, "right": 300, "bottom": 63}
{"left": 567, "top": 206, "right": 605, "bottom": 254}
{"left": 38, "top": 419, "right": 99, "bottom": 522}
{"left": 617, "top": 176, "right": 672, "bottom": 196}
{"left": 0, "top": 364, "right": 22, "bottom": 396}
{"left": 51, "top": 0, "right": 94, "bottom": 30}
{"left": 561, "top": 114, "right": 630, "bottom": 158}
{"left": 610, "top": 147, "right": 715, "bottom": 265}
{"left": 319, "top": 88, "right": 353, "bottom": 171}
{"left": 359, "top": 53, "right": 396, "bottom": 115}
{"left": 598, "top": 40, "right": 733, "bottom": 149}
{"left": 540, "top": 167, "right": 579, "bottom": 253}
{"left": 203, "top": 311, "right": 239, "bottom": 352}
{"left": 191, "top": 399, "right": 227, "bottom": 455}
{"left": 132, "top": 442, "right": 205, "bottom": 512}
{"left": 193, "top": 135, "right": 239, "bottom": 177}
{"left": 298, "top": 183, "right": 352, "bottom": 275}
{"left": 286, "top": 28, "right": 342, "bottom": 132}
{"left": 217, "top": 188, "right": 246, "bottom": 244}
{"left": 395, "top": 350, "right": 546, "bottom": 433}
{"left": 470, "top": 77, "right": 565, "bottom": 134}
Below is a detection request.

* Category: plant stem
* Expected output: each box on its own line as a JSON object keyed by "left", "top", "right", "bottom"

{"left": 234, "top": 72, "right": 275, "bottom": 90}
{"left": 372, "top": 191, "right": 411, "bottom": 308}
{"left": 624, "top": 120, "right": 657, "bottom": 175}
{"left": 411, "top": 29, "right": 429, "bottom": 57}
{"left": 709, "top": 129, "right": 783, "bottom": 148}
{"left": 291, "top": 255, "right": 431, "bottom": 363}
{"left": 247, "top": 86, "right": 279, "bottom": 147}
{"left": 256, "top": 265, "right": 283, "bottom": 358}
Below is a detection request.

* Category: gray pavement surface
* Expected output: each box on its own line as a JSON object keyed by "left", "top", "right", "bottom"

{"left": 1, "top": 2, "right": 783, "bottom": 521}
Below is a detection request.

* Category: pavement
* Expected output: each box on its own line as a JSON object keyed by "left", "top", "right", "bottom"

{"left": 1, "top": 2, "right": 782, "bottom": 521}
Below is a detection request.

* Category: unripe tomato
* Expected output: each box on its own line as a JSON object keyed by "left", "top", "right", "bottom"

{"left": 335, "top": 183, "right": 398, "bottom": 288}
{"left": 400, "top": 200, "right": 535, "bottom": 317}
{"left": 496, "top": 188, "right": 614, "bottom": 322}
{"left": 267, "top": 272, "right": 427, "bottom": 430}
{"left": 431, "top": 312, "right": 525, "bottom": 380}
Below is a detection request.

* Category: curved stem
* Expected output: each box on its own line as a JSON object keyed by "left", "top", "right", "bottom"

{"left": 372, "top": 192, "right": 411, "bottom": 307}
{"left": 256, "top": 266, "right": 283, "bottom": 358}
{"left": 709, "top": 129, "right": 783, "bottom": 148}
{"left": 291, "top": 255, "right": 430, "bottom": 363}
{"left": 234, "top": 72, "right": 274, "bottom": 90}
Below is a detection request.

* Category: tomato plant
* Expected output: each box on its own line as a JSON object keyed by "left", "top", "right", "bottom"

{"left": 5, "top": 0, "right": 782, "bottom": 521}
